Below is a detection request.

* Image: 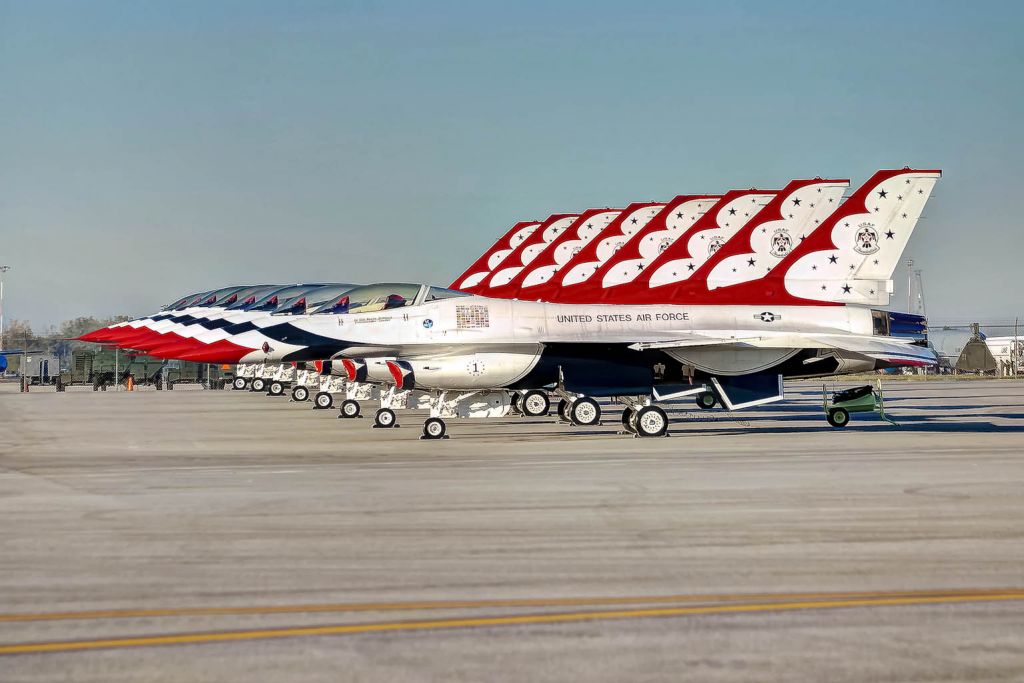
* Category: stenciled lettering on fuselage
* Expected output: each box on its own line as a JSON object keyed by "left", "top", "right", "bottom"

{"left": 555, "top": 311, "right": 690, "bottom": 325}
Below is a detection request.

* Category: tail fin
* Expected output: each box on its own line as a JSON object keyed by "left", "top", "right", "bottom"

{"left": 556, "top": 203, "right": 666, "bottom": 287}
{"left": 715, "top": 168, "right": 941, "bottom": 306}
{"left": 704, "top": 178, "right": 849, "bottom": 290}
{"left": 451, "top": 220, "right": 542, "bottom": 291}
{"left": 477, "top": 213, "right": 580, "bottom": 291}
{"left": 494, "top": 208, "right": 623, "bottom": 299}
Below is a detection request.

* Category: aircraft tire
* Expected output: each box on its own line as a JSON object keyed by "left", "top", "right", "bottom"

{"left": 421, "top": 417, "right": 447, "bottom": 440}
{"left": 291, "top": 385, "right": 310, "bottom": 402}
{"left": 521, "top": 390, "right": 550, "bottom": 417}
{"left": 339, "top": 399, "right": 361, "bottom": 418}
{"left": 268, "top": 381, "right": 285, "bottom": 396}
{"left": 695, "top": 392, "right": 717, "bottom": 409}
{"left": 826, "top": 408, "right": 850, "bottom": 428}
{"left": 570, "top": 397, "right": 601, "bottom": 426}
{"left": 634, "top": 406, "right": 669, "bottom": 437}
{"left": 620, "top": 408, "right": 636, "bottom": 433}
{"left": 509, "top": 392, "right": 521, "bottom": 414}
{"left": 233, "top": 377, "right": 247, "bottom": 391}
{"left": 556, "top": 399, "right": 571, "bottom": 422}
{"left": 374, "top": 408, "right": 397, "bottom": 429}
{"left": 313, "top": 391, "right": 333, "bottom": 410}
{"left": 251, "top": 378, "right": 266, "bottom": 392}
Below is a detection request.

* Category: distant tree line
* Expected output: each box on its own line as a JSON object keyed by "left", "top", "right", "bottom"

{"left": 3, "top": 316, "right": 133, "bottom": 359}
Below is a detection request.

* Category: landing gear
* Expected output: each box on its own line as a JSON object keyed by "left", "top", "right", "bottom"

{"left": 620, "top": 407, "right": 636, "bottom": 434}
{"left": 313, "top": 391, "right": 334, "bottom": 410}
{"left": 569, "top": 397, "right": 601, "bottom": 426}
{"left": 373, "top": 408, "right": 397, "bottom": 429}
{"left": 291, "top": 385, "right": 309, "bottom": 402}
{"left": 339, "top": 399, "right": 361, "bottom": 419}
{"left": 826, "top": 407, "right": 850, "bottom": 428}
{"left": 251, "top": 377, "right": 266, "bottom": 392}
{"left": 509, "top": 392, "right": 521, "bottom": 415}
{"left": 695, "top": 392, "right": 717, "bottom": 409}
{"left": 634, "top": 405, "right": 669, "bottom": 437}
{"left": 233, "top": 377, "right": 247, "bottom": 391}
{"left": 268, "top": 381, "right": 285, "bottom": 397}
{"left": 556, "top": 399, "right": 571, "bottom": 423}
{"left": 520, "top": 390, "right": 550, "bottom": 417}
{"left": 421, "top": 417, "right": 447, "bottom": 440}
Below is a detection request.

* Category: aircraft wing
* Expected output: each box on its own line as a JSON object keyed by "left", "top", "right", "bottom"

{"left": 629, "top": 332, "right": 936, "bottom": 365}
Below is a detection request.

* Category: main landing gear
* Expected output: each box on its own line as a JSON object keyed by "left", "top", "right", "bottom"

{"left": 519, "top": 390, "right": 550, "bottom": 417}
{"left": 617, "top": 399, "right": 669, "bottom": 438}
{"left": 554, "top": 394, "right": 602, "bottom": 427}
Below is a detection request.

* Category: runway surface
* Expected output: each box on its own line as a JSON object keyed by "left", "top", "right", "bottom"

{"left": 1, "top": 379, "right": 1022, "bottom": 681}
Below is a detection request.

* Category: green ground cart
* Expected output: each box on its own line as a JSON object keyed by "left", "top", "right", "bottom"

{"left": 822, "top": 380, "right": 897, "bottom": 428}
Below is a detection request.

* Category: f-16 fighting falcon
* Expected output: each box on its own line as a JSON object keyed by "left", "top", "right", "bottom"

{"left": 206, "top": 168, "right": 940, "bottom": 439}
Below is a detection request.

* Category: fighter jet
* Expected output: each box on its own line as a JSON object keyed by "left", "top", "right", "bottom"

{"left": 218, "top": 168, "right": 939, "bottom": 438}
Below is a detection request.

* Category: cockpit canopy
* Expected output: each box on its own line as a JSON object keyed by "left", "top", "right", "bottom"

{"left": 314, "top": 283, "right": 471, "bottom": 314}
{"left": 271, "top": 284, "right": 358, "bottom": 315}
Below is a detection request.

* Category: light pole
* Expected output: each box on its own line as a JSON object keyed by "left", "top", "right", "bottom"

{"left": 0, "top": 265, "right": 10, "bottom": 352}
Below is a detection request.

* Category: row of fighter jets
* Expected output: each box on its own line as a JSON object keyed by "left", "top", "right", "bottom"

{"left": 81, "top": 168, "right": 941, "bottom": 438}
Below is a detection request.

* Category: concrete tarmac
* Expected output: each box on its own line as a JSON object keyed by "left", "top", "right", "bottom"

{"left": 0, "top": 379, "right": 1022, "bottom": 681}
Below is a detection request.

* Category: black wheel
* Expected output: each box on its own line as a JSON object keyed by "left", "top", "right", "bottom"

{"left": 374, "top": 408, "right": 397, "bottom": 428}
{"left": 569, "top": 397, "right": 601, "bottom": 426}
{"left": 695, "top": 392, "right": 717, "bottom": 409}
{"left": 634, "top": 406, "right": 669, "bottom": 437}
{"left": 826, "top": 408, "right": 850, "bottom": 428}
{"left": 292, "top": 385, "right": 309, "bottom": 402}
{"left": 166, "top": 381, "right": 173, "bottom": 391}
{"left": 509, "top": 392, "right": 522, "bottom": 414}
{"left": 314, "top": 391, "right": 333, "bottom": 410}
{"left": 621, "top": 407, "right": 636, "bottom": 433}
{"left": 251, "top": 378, "right": 265, "bottom": 392}
{"left": 422, "top": 417, "right": 446, "bottom": 439}
{"left": 556, "top": 399, "right": 571, "bottom": 422}
{"left": 339, "top": 399, "right": 361, "bottom": 418}
{"left": 268, "top": 381, "right": 285, "bottom": 396}
{"left": 233, "top": 377, "right": 247, "bottom": 390}
{"left": 521, "top": 390, "right": 550, "bottom": 417}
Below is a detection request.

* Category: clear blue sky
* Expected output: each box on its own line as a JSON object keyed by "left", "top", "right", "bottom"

{"left": 1, "top": 0, "right": 1022, "bottom": 329}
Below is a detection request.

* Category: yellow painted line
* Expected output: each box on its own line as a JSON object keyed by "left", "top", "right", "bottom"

{"left": 1, "top": 588, "right": 1020, "bottom": 623}
{"left": 1, "top": 591, "right": 1022, "bottom": 656}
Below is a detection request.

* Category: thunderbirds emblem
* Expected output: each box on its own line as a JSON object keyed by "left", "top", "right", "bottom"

{"left": 657, "top": 237, "right": 672, "bottom": 253}
{"left": 423, "top": 318, "right": 433, "bottom": 329}
{"left": 854, "top": 222, "right": 880, "bottom": 255}
{"left": 769, "top": 228, "right": 793, "bottom": 258}
{"left": 708, "top": 236, "right": 726, "bottom": 254}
